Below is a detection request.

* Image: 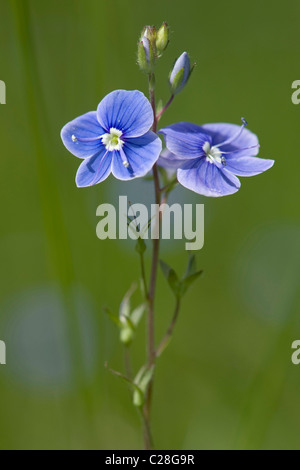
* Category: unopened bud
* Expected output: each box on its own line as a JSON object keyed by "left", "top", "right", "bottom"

{"left": 169, "top": 52, "right": 193, "bottom": 95}
{"left": 142, "top": 25, "right": 157, "bottom": 43}
{"left": 120, "top": 326, "right": 134, "bottom": 346}
{"left": 156, "top": 22, "right": 169, "bottom": 56}
{"left": 133, "top": 389, "right": 144, "bottom": 408}
{"left": 137, "top": 27, "right": 156, "bottom": 73}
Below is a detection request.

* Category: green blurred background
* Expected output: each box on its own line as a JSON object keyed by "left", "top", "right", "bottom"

{"left": 0, "top": 0, "right": 299, "bottom": 450}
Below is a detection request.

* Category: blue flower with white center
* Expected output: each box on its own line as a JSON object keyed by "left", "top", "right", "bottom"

{"left": 159, "top": 119, "right": 275, "bottom": 197}
{"left": 61, "top": 90, "right": 162, "bottom": 187}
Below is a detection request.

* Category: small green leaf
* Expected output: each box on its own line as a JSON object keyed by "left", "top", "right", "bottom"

{"left": 185, "top": 254, "right": 197, "bottom": 278}
{"left": 134, "top": 365, "right": 147, "bottom": 386}
{"left": 158, "top": 166, "right": 172, "bottom": 187}
{"left": 104, "top": 307, "right": 122, "bottom": 328}
{"left": 160, "top": 260, "right": 180, "bottom": 297}
{"left": 133, "top": 365, "right": 155, "bottom": 408}
{"left": 119, "top": 283, "right": 137, "bottom": 321}
{"left": 139, "top": 366, "right": 155, "bottom": 394}
{"left": 131, "top": 304, "right": 146, "bottom": 327}
{"left": 106, "top": 364, "right": 142, "bottom": 395}
{"left": 119, "top": 314, "right": 136, "bottom": 346}
{"left": 180, "top": 270, "right": 204, "bottom": 297}
{"left": 156, "top": 99, "right": 164, "bottom": 116}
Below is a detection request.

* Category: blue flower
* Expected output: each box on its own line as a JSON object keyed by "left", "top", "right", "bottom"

{"left": 159, "top": 120, "right": 274, "bottom": 197}
{"left": 61, "top": 90, "right": 162, "bottom": 187}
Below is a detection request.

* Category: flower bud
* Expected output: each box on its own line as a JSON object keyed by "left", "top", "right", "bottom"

{"left": 156, "top": 22, "right": 169, "bottom": 57}
{"left": 137, "top": 27, "right": 156, "bottom": 73}
{"left": 169, "top": 52, "right": 192, "bottom": 95}
{"left": 142, "top": 25, "right": 157, "bottom": 43}
{"left": 133, "top": 389, "right": 144, "bottom": 408}
{"left": 120, "top": 326, "right": 134, "bottom": 346}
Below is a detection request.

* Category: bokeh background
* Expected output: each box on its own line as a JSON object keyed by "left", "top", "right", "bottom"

{"left": 0, "top": 0, "right": 299, "bottom": 450}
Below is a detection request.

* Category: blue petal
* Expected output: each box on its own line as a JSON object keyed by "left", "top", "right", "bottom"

{"left": 141, "top": 36, "right": 150, "bottom": 64}
{"left": 97, "top": 90, "right": 154, "bottom": 138}
{"left": 112, "top": 131, "right": 162, "bottom": 181}
{"left": 158, "top": 149, "right": 187, "bottom": 170}
{"left": 225, "top": 156, "right": 275, "bottom": 176}
{"left": 61, "top": 111, "right": 105, "bottom": 159}
{"left": 159, "top": 122, "right": 211, "bottom": 158}
{"left": 199, "top": 123, "right": 260, "bottom": 159}
{"left": 76, "top": 147, "right": 112, "bottom": 187}
{"left": 177, "top": 158, "right": 241, "bottom": 197}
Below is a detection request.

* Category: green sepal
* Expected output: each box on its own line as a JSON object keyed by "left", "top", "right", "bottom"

{"left": 170, "top": 67, "right": 185, "bottom": 95}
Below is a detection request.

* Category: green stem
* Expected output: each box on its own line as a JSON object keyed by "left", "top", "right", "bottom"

{"left": 156, "top": 95, "right": 175, "bottom": 121}
{"left": 124, "top": 346, "right": 133, "bottom": 380}
{"left": 142, "top": 73, "right": 162, "bottom": 450}
{"left": 160, "top": 178, "right": 179, "bottom": 194}
{"left": 156, "top": 299, "right": 181, "bottom": 358}
{"left": 141, "top": 409, "right": 154, "bottom": 450}
{"left": 139, "top": 251, "right": 148, "bottom": 300}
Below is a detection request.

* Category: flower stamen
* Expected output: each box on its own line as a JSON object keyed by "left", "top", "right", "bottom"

{"left": 72, "top": 134, "right": 103, "bottom": 143}
{"left": 203, "top": 141, "right": 225, "bottom": 166}
{"left": 102, "top": 128, "right": 124, "bottom": 152}
{"left": 119, "top": 148, "right": 130, "bottom": 168}
{"left": 215, "top": 118, "right": 248, "bottom": 149}
{"left": 221, "top": 144, "right": 260, "bottom": 155}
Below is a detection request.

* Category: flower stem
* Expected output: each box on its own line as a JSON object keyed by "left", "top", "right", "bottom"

{"left": 156, "top": 95, "right": 175, "bottom": 121}
{"left": 139, "top": 251, "right": 148, "bottom": 301}
{"left": 142, "top": 73, "right": 162, "bottom": 450}
{"left": 124, "top": 346, "right": 133, "bottom": 380}
{"left": 156, "top": 299, "right": 181, "bottom": 358}
{"left": 140, "top": 409, "right": 153, "bottom": 450}
{"left": 160, "top": 177, "right": 178, "bottom": 194}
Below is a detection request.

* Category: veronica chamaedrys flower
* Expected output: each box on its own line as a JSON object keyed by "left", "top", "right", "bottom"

{"left": 61, "top": 90, "right": 162, "bottom": 187}
{"left": 159, "top": 119, "right": 274, "bottom": 197}
{"left": 169, "top": 52, "right": 192, "bottom": 95}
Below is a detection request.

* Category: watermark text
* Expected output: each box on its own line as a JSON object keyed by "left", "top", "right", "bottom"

{"left": 291, "top": 80, "right": 300, "bottom": 105}
{"left": 96, "top": 196, "right": 204, "bottom": 251}
{"left": 0, "top": 80, "right": 6, "bottom": 104}
{"left": 0, "top": 340, "right": 6, "bottom": 365}
{"left": 291, "top": 340, "right": 300, "bottom": 365}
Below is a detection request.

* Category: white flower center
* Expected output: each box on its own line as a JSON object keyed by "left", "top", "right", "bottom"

{"left": 102, "top": 128, "right": 124, "bottom": 152}
{"left": 203, "top": 141, "right": 226, "bottom": 166}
